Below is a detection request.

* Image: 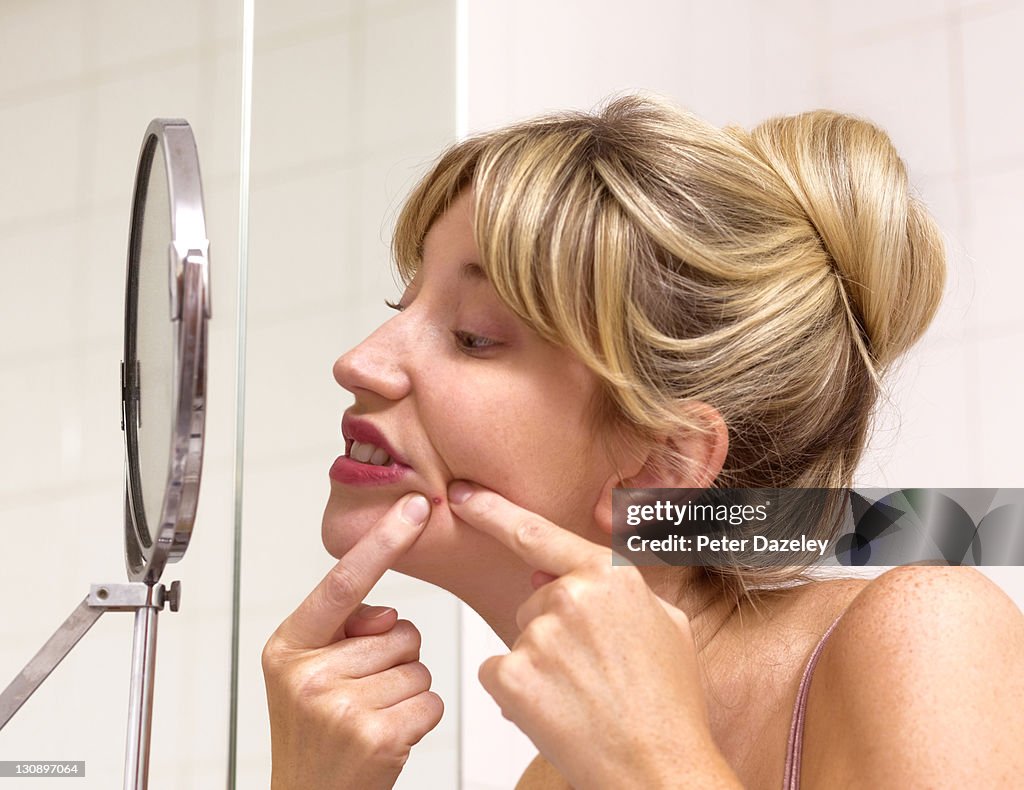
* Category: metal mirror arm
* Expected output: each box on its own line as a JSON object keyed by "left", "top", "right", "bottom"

{"left": 0, "top": 582, "right": 181, "bottom": 732}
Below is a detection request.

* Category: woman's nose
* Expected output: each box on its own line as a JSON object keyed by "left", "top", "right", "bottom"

{"left": 333, "top": 322, "right": 412, "bottom": 401}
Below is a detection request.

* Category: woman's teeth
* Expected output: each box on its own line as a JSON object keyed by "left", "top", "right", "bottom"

{"left": 350, "top": 440, "right": 392, "bottom": 466}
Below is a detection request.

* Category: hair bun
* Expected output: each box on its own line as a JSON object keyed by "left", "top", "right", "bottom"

{"left": 747, "top": 112, "right": 946, "bottom": 371}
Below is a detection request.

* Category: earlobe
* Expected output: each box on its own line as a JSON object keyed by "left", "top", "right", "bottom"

{"left": 591, "top": 403, "right": 729, "bottom": 536}
{"left": 593, "top": 475, "right": 618, "bottom": 536}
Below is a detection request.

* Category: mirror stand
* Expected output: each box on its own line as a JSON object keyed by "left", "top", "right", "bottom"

{"left": 0, "top": 118, "right": 210, "bottom": 790}
{"left": 0, "top": 581, "right": 181, "bottom": 788}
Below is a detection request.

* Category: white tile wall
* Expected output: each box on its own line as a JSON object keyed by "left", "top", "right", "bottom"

{"left": 0, "top": 1, "right": 87, "bottom": 99}
{"left": 468, "top": 1, "right": 739, "bottom": 133}
{"left": 747, "top": 0, "right": 829, "bottom": 120}
{"left": 0, "top": 91, "right": 84, "bottom": 227}
{"left": 241, "top": 312, "right": 352, "bottom": 466}
{"left": 254, "top": 0, "right": 357, "bottom": 41}
{"left": 359, "top": 3, "right": 458, "bottom": 153}
{"left": 81, "top": 207, "right": 135, "bottom": 347}
{"left": 854, "top": 337, "right": 976, "bottom": 486}
{"left": 0, "top": 218, "right": 86, "bottom": 359}
{"left": 196, "top": 49, "right": 247, "bottom": 186}
{"left": 0, "top": 613, "right": 134, "bottom": 787}
{"left": 963, "top": 166, "right": 1024, "bottom": 335}
{"left": 824, "top": 23, "right": 957, "bottom": 178}
{"left": 679, "top": 1, "right": 760, "bottom": 126}
{"left": 961, "top": 1, "right": 1024, "bottom": 171}
{"left": 251, "top": 30, "right": 358, "bottom": 177}
{"left": 458, "top": 607, "right": 536, "bottom": 790}
{"left": 246, "top": 171, "right": 359, "bottom": 323}
{"left": 975, "top": 331, "right": 1024, "bottom": 484}
{"left": 826, "top": 0, "right": 949, "bottom": 40}
{"left": 90, "top": 0, "right": 202, "bottom": 74}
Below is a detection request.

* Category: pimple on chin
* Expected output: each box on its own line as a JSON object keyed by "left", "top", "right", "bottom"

{"left": 432, "top": 496, "right": 443, "bottom": 505}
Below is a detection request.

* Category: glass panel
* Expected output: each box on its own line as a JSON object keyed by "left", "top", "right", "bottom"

{"left": 236, "top": 1, "right": 460, "bottom": 787}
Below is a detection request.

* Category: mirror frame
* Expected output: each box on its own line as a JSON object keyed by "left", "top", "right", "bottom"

{"left": 122, "top": 118, "right": 211, "bottom": 585}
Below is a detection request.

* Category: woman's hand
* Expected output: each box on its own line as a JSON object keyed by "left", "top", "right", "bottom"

{"left": 261, "top": 494, "right": 444, "bottom": 790}
{"left": 447, "top": 481, "right": 741, "bottom": 789}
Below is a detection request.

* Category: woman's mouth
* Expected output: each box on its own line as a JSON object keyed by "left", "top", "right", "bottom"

{"left": 329, "top": 452, "right": 409, "bottom": 485}
{"left": 348, "top": 439, "right": 393, "bottom": 466}
{"left": 330, "top": 416, "right": 411, "bottom": 486}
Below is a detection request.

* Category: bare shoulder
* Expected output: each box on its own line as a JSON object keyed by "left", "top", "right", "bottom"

{"left": 802, "top": 566, "right": 1024, "bottom": 787}
{"left": 835, "top": 565, "right": 1024, "bottom": 645}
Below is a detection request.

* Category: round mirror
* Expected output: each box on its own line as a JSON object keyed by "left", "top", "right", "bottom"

{"left": 122, "top": 119, "right": 211, "bottom": 584}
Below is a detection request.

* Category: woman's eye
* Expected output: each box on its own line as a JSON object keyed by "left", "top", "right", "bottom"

{"left": 453, "top": 330, "right": 499, "bottom": 353}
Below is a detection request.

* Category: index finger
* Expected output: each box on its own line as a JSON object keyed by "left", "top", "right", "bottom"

{"left": 447, "top": 481, "right": 606, "bottom": 576}
{"left": 275, "top": 493, "right": 431, "bottom": 649}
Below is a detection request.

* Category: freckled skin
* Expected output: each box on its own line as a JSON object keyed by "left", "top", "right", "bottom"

{"left": 797, "top": 566, "right": 1024, "bottom": 788}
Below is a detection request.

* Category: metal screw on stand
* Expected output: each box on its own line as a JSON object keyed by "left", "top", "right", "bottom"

{"left": 166, "top": 581, "right": 181, "bottom": 613}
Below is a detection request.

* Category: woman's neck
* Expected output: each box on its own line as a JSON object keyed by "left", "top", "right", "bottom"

{"left": 640, "top": 565, "right": 746, "bottom": 660}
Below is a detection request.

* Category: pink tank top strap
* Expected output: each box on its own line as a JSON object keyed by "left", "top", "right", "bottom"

{"left": 782, "top": 612, "right": 846, "bottom": 790}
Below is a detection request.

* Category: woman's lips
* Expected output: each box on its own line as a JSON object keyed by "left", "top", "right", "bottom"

{"left": 341, "top": 415, "right": 408, "bottom": 465}
{"left": 329, "top": 455, "right": 410, "bottom": 486}
{"left": 331, "top": 414, "right": 411, "bottom": 486}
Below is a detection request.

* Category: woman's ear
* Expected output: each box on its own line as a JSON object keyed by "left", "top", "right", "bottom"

{"left": 593, "top": 402, "right": 729, "bottom": 536}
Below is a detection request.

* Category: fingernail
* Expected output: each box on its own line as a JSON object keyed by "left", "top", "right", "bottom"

{"left": 448, "top": 481, "right": 473, "bottom": 504}
{"left": 359, "top": 605, "right": 395, "bottom": 620}
{"left": 402, "top": 494, "right": 430, "bottom": 525}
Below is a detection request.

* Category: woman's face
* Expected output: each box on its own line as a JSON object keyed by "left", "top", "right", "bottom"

{"left": 322, "top": 190, "right": 626, "bottom": 589}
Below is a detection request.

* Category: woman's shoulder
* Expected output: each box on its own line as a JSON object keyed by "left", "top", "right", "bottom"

{"left": 802, "top": 566, "right": 1024, "bottom": 786}
{"left": 826, "top": 565, "right": 1024, "bottom": 670}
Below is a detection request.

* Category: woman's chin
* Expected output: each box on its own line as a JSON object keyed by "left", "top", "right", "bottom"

{"left": 320, "top": 494, "right": 388, "bottom": 558}
{"left": 320, "top": 488, "right": 475, "bottom": 591}
{"left": 320, "top": 487, "right": 442, "bottom": 563}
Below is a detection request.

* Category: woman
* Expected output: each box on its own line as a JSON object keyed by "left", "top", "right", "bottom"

{"left": 261, "top": 94, "right": 1024, "bottom": 789}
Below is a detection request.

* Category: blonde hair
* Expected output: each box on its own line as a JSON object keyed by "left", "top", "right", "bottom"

{"left": 392, "top": 93, "right": 946, "bottom": 601}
